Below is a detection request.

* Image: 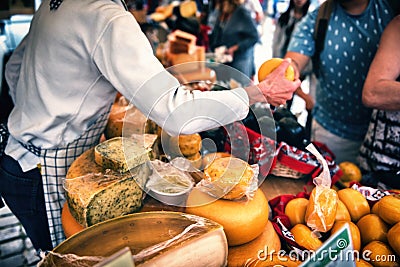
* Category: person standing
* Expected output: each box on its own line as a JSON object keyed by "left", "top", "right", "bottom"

{"left": 0, "top": 0, "right": 300, "bottom": 252}
{"left": 209, "top": 0, "right": 260, "bottom": 79}
{"left": 284, "top": 0, "right": 396, "bottom": 164}
{"left": 357, "top": 15, "right": 400, "bottom": 189}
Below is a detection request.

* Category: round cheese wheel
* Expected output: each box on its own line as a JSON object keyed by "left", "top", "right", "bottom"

{"left": 185, "top": 188, "right": 269, "bottom": 246}
{"left": 227, "top": 220, "right": 281, "bottom": 267}
{"left": 204, "top": 157, "right": 254, "bottom": 200}
{"left": 61, "top": 202, "right": 84, "bottom": 238}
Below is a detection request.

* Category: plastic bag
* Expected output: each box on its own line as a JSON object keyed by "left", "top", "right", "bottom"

{"left": 195, "top": 157, "right": 260, "bottom": 201}
{"left": 304, "top": 144, "right": 338, "bottom": 233}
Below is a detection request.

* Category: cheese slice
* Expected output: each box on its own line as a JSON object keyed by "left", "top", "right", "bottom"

{"left": 94, "top": 136, "right": 154, "bottom": 173}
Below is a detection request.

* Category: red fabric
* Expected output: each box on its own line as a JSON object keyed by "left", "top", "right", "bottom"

{"left": 268, "top": 190, "right": 311, "bottom": 251}
{"left": 223, "top": 122, "right": 277, "bottom": 177}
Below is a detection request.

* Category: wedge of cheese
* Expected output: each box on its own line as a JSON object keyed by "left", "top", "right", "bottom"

{"left": 65, "top": 147, "right": 150, "bottom": 227}
{"left": 94, "top": 136, "right": 156, "bottom": 173}
{"left": 52, "top": 212, "right": 228, "bottom": 267}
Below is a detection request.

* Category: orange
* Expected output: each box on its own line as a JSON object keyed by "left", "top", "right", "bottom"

{"left": 337, "top": 188, "right": 370, "bottom": 222}
{"left": 331, "top": 220, "right": 361, "bottom": 251}
{"left": 305, "top": 187, "right": 338, "bottom": 232}
{"left": 285, "top": 197, "right": 309, "bottom": 227}
{"left": 387, "top": 221, "right": 400, "bottom": 256}
{"left": 377, "top": 195, "right": 400, "bottom": 225}
{"left": 257, "top": 58, "right": 295, "bottom": 82}
{"left": 362, "top": 241, "right": 397, "bottom": 267}
{"left": 339, "top": 161, "right": 362, "bottom": 182}
{"left": 290, "top": 224, "right": 322, "bottom": 251}
{"left": 357, "top": 214, "right": 388, "bottom": 245}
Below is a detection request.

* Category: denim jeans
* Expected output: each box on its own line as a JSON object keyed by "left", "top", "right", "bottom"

{"left": 0, "top": 155, "right": 53, "bottom": 251}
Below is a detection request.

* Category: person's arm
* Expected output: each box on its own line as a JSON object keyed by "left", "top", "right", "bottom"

{"left": 94, "top": 13, "right": 299, "bottom": 136}
{"left": 284, "top": 51, "right": 311, "bottom": 80}
{"left": 5, "top": 35, "right": 27, "bottom": 103}
{"left": 362, "top": 15, "right": 400, "bottom": 110}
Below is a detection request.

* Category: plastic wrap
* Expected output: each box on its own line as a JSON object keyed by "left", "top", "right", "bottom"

{"left": 105, "top": 96, "right": 159, "bottom": 139}
{"left": 38, "top": 212, "right": 228, "bottom": 267}
{"left": 63, "top": 163, "right": 149, "bottom": 227}
{"left": 195, "top": 157, "right": 260, "bottom": 201}
{"left": 146, "top": 159, "right": 195, "bottom": 194}
{"left": 304, "top": 143, "right": 338, "bottom": 233}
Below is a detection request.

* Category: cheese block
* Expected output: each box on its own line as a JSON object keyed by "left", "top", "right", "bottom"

{"left": 94, "top": 136, "right": 154, "bottom": 173}
{"left": 65, "top": 148, "right": 150, "bottom": 227}
{"left": 185, "top": 188, "right": 269, "bottom": 246}
{"left": 50, "top": 212, "right": 229, "bottom": 267}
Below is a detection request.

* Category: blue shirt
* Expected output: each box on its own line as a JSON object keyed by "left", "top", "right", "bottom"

{"left": 288, "top": 0, "right": 394, "bottom": 141}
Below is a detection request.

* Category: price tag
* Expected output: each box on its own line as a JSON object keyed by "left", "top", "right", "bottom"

{"left": 300, "top": 224, "right": 356, "bottom": 267}
{"left": 94, "top": 247, "right": 135, "bottom": 267}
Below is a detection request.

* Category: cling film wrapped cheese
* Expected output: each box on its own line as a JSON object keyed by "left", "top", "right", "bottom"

{"left": 64, "top": 163, "right": 150, "bottom": 227}
{"left": 304, "top": 144, "right": 338, "bottom": 233}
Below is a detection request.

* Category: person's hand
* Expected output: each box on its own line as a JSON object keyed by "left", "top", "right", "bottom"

{"left": 227, "top": 45, "right": 239, "bottom": 57}
{"left": 246, "top": 59, "right": 301, "bottom": 106}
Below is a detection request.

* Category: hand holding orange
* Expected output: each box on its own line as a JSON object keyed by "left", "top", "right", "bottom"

{"left": 258, "top": 58, "right": 295, "bottom": 82}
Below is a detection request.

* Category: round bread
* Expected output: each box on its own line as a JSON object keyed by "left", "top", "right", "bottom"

{"left": 204, "top": 157, "right": 254, "bottom": 200}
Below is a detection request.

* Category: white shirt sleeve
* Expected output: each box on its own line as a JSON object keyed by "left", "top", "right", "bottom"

{"left": 93, "top": 14, "right": 249, "bottom": 136}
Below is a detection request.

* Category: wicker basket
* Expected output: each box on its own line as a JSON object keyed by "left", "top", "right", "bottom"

{"left": 270, "top": 161, "right": 305, "bottom": 179}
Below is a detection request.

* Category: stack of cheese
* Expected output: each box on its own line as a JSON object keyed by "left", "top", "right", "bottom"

{"left": 184, "top": 156, "right": 281, "bottom": 267}
{"left": 64, "top": 136, "right": 157, "bottom": 227}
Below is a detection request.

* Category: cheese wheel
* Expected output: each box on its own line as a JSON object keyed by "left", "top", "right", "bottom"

{"left": 203, "top": 157, "right": 254, "bottom": 200}
{"left": 185, "top": 188, "right": 269, "bottom": 246}
{"left": 61, "top": 202, "right": 84, "bottom": 238}
{"left": 65, "top": 147, "right": 150, "bottom": 227}
{"left": 227, "top": 220, "right": 281, "bottom": 267}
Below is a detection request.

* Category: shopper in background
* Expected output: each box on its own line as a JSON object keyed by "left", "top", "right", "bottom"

{"left": 357, "top": 15, "right": 400, "bottom": 189}
{"left": 209, "top": 0, "right": 260, "bottom": 79}
{"left": 272, "top": 0, "right": 313, "bottom": 113}
{"left": 0, "top": 0, "right": 300, "bottom": 252}
{"left": 284, "top": 0, "right": 395, "bottom": 164}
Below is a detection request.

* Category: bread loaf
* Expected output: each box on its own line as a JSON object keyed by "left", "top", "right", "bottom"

{"left": 65, "top": 147, "right": 150, "bottom": 227}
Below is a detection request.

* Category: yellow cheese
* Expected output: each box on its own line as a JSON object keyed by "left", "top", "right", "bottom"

{"left": 94, "top": 136, "right": 154, "bottom": 173}
{"left": 185, "top": 188, "right": 269, "bottom": 246}
{"left": 65, "top": 147, "right": 150, "bottom": 227}
{"left": 52, "top": 212, "right": 229, "bottom": 267}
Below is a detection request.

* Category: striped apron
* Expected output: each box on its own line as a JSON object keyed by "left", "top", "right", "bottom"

{"left": 20, "top": 107, "right": 111, "bottom": 247}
